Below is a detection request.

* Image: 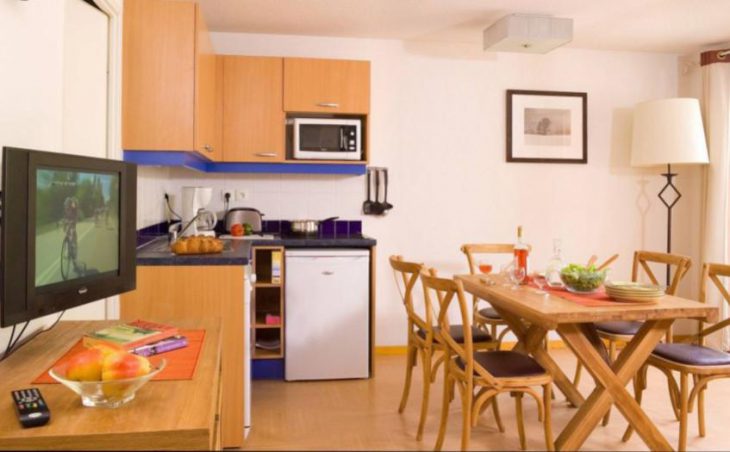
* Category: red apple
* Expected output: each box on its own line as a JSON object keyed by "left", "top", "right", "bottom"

{"left": 65, "top": 348, "right": 104, "bottom": 381}
{"left": 101, "top": 351, "right": 151, "bottom": 381}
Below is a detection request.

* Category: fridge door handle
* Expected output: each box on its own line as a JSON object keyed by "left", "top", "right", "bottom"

{"left": 322, "top": 271, "right": 335, "bottom": 276}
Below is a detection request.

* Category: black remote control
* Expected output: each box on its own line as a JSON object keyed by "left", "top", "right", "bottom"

{"left": 11, "top": 388, "right": 50, "bottom": 428}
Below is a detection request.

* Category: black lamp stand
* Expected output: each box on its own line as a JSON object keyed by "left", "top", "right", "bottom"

{"left": 658, "top": 163, "right": 681, "bottom": 286}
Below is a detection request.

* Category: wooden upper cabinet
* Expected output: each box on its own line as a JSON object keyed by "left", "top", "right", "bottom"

{"left": 123, "top": 0, "right": 220, "bottom": 159}
{"left": 222, "top": 56, "right": 284, "bottom": 162}
{"left": 194, "top": 8, "right": 221, "bottom": 161}
{"left": 283, "top": 58, "right": 370, "bottom": 114}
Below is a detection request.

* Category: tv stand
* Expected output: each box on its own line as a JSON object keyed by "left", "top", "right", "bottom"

{"left": 0, "top": 320, "right": 222, "bottom": 450}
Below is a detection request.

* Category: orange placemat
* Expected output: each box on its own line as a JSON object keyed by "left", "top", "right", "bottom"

{"left": 32, "top": 329, "right": 206, "bottom": 384}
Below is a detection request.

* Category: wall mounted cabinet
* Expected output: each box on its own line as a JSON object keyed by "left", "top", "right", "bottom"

{"left": 222, "top": 56, "right": 285, "bottom": 162}
{"left": 284, "top": 58, "right": 371, "bottom": 114}
{"left": 122, "top": 0, "right": 220, "bottom": 159}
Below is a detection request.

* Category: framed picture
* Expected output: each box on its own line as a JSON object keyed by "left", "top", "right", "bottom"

{"left": 506, "top": 90, "right": 587, "bottom": 163}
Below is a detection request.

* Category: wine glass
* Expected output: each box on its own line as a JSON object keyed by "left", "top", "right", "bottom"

{"left": 532, "top": 272, "right": 548, "bottom": 296}
{"left": 509, "top": 265, "right": 526, "bottom": 290}
{"left": 478, "top": 259, "right": 493, "bottom": 274}
{"left": 500, "top": 260, "right": 515, "bottom": 287}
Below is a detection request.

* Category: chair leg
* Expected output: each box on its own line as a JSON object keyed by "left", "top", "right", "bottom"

{"left": 491, "top": 324, "right": 499, "bottom": 350}
{"left": 416, "top": 347, "right": 432, "bottom": 441}
{"left": 492, "top": 396, "right": 505, "bottom": 433}
{"left": 434, "top": 370, "right": 452, "bottom": 451}
{"left": 461, "top": 383, "right": 473, "bottom": 451}
{"left": 431, "top": 353, "right": 445, "bottom": 383}
{"left": 573, "top": 361, "right": 582, "bottom": 388}
{"left": 514, "top": 392, "right": 527, "bottom": 450}
{"left": 398, "top": 344, "right": 417, "bottom": 413}
{"left": 698, "top": 380, "right": 706, "bottom": 438}
{"left": 622, "top": 364, "right": 646, "bottom": 442}
{"left": 602, "top": 340, "right": 617, "bottom": 426}
{"left": 543, "top": 383, "right": 555, "bottom": 451}
{"left": 679, "top": 372, "right": 689, "bottom": 452}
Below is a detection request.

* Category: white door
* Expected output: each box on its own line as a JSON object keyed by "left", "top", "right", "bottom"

{"left": 285, "top": 249, "right": 370, "bottom": 381}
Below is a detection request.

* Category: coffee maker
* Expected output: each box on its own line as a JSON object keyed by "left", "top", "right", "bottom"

{"left": 180, "top": 187, "right": 217, "bottom": 237}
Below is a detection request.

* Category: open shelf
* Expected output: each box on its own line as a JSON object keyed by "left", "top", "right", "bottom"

{"left": 252, "top": 246, "right": 285, "bottom": 363}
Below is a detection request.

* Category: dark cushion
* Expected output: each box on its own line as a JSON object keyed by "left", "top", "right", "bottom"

{"left": 477, "top": 307, "right": 502, "bottom": 320}
{"left": 457, "top": 350, "right": 546, "bottom": 378}
{"left": 595, "top": 321, "right": 643, "bottom": 336}
{"left": 652, "top": 343, "right": 730, "bottom": 366}
{"left": 418, "top": 325, "right": 492, "bottom": 343}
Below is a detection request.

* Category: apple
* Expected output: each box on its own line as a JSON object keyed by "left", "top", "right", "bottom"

{"left": 65, "top": 348, "right": 105, "bottom": 381}
{"left": 102, "top": 351, "right": 151, "bottom": 381}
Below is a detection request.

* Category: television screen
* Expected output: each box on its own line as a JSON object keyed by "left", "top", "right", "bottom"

{"left": 1, "top": 147, "right": 137, "bottom": 327}
{"left": 35, "top": 168, "right": 120, "bottom": 287}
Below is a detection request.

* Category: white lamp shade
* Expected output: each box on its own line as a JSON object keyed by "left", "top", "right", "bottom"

{"left": 631, "top": 98, "right": 709, "bottom": 167}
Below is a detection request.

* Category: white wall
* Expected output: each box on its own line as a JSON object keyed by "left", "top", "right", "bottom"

{"left": 0, "top": 0, "right": 111, "bottom": 351}
{"left": 149, "top": 32, "right": 698, "bottom": 345}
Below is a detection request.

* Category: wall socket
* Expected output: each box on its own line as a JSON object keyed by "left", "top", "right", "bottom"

{"left": 235, "top": 189, "right": 249, "bottom": 201}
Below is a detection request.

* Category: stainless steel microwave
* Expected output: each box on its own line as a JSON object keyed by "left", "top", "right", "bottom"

{"left": 289, "top": 118, "right": 362, "bottom": 161}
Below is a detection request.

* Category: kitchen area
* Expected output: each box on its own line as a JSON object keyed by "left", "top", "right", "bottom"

{"left": 120, "top": 0, "right": 381, "bottom": 448}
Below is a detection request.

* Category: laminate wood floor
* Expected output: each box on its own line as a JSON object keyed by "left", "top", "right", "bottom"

{"left": 243, "top": 350, "right": 730, "bottom": 450}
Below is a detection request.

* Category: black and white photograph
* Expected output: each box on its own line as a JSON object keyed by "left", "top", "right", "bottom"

{"left": 507, "top": 90, "right": 587, "bottom": 163}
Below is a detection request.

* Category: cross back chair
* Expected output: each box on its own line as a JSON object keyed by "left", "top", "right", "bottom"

{"left": 461, "top": 243, "right": 519, "bottom": 348}
{"left": 389, "top": 255, "right": 497, "bottom": 441}
{"left": 623, "top": 262, "right": 730, "bottom": 451}
{"left": 421, "top": 272, "right": 554, "bottom": 452}
{"left": 573, "top": 250, "right": 692, "bottom": 426}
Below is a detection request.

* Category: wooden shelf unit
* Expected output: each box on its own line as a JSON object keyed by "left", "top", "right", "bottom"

{"left": 252, "top": 246, "right": 285, "bottom": 359}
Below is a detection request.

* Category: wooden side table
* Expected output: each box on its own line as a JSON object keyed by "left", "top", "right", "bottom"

{"left": 0, "top": 320, "right": 222, "bottom": 450}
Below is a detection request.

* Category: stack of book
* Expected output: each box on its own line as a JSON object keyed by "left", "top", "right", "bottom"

{"left": 83, "top": 319, "right": 187, "bottom": 357}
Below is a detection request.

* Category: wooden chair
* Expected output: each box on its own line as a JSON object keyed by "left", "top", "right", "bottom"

{"left": 573, "top": 250, "right": 691, "bottom": 425}
{"left": 422, "top": 272, "right": 554, "bottom": 451}
{"left": 623, "top": 262, "right": 730, "bottom": 451}
{"left": 389, "top": 256, "right": 498, "bottom": 441}
{"left": 461, "top": 244, "right": 518, "bottom": 349}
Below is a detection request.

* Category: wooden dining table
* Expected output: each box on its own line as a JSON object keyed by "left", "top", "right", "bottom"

{"left": 456, "top": 274, "right": 719, "bottom": 452}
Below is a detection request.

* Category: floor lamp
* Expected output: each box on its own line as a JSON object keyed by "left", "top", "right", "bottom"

{"left": 631, "top": 98, "right": 709, "bottom": 285}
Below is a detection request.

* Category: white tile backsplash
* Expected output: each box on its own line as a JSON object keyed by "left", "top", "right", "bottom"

{"left": 138, "top": 167, "right": 366, "bottom": 226}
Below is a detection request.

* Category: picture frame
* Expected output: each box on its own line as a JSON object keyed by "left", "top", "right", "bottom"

{"left": 506, "top": 90, "right": 587, "bottom": 163}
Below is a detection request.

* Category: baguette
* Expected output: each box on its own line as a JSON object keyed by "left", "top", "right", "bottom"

{"left": 170, "top": 236, "right": 224, "bottom": 255}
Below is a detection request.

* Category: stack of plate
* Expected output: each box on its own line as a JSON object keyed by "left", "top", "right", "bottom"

{"left": 604, "top": 281, "right": 666, "bottom": 303}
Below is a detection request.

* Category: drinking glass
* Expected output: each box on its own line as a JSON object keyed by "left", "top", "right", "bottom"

{"left": 532, "top": 272, "right": 548, "bottom": 296}
{"left": 509, "top": 265, "right": 526, "bottom": 290}
{"left": 477, "top": 259, "right": 493, "bottom": 274}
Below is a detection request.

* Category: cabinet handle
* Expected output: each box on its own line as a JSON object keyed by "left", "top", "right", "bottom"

{"left": 255, "top": 152, "right": 278, "bottom": 157}
{"left": 317, "top": 102, "right": 339, "bottom": 108}
{"left": 322, "top": 271, "right": 334, "bottom": 276}
{"left": 204, "top": 144, "right": 213, "bottom": 152}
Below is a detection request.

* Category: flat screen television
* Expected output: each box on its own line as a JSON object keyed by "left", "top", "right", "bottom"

{"left": 1, "top": 147, "right": 137, "bottom": 327}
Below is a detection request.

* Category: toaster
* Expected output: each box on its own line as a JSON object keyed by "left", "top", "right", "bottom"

{"left": 224, "top": 207, "right": 263, "bottom": 233}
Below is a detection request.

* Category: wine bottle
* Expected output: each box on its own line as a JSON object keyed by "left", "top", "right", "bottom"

{"left": 514, "top": 225, "right": 529, "bottom": 274}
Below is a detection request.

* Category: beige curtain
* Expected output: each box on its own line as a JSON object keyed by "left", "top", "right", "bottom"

{"left": 700, "top": 50, "right": 730, "bottom": 349}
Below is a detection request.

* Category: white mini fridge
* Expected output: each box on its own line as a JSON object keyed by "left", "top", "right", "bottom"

{"left": 285, "top": 249, "right": 370, "bottom": 381}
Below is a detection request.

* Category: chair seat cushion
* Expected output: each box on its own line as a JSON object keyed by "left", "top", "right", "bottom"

{"left": 477, "top": 307, "right": 502, "bottom": 320}
{"left": 417, "top": 325, "right": 492, "bottom": 343}
{"left": 457, "top": 351, "right": 546, "bottom": 378}
{"left": 595, "top": 321, "right": 643, "bottom": 336}
{"left": 652, "top": 343, "right": 730, "bottom": 366}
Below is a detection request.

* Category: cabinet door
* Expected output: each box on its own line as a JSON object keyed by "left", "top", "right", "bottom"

{"left": 194, "top": 7, "right": 221, "bottom": 161}
{"left": 222, "top": 56, "right": 284, "bottom": 162}
{"left": 122, "top": 0, "right": 195, "bottom": 151}
{"left": 284, "top": 58, "right": 370, "bottom": 114}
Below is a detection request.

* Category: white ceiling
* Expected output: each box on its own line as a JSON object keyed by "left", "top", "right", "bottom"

{"left": 199, "top": 0, "right": 730, "bottom": 54}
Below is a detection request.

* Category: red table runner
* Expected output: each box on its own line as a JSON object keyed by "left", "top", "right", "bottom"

{"left": 32, "top": 329, "right": 206, "bottom": 384}
{"left": 526, "top": 279, "right": 648, "bottom": 307}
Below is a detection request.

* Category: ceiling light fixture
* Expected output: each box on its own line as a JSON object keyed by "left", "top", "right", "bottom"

{"left": 483, "top": 14, "right": 573, "bottom": 54}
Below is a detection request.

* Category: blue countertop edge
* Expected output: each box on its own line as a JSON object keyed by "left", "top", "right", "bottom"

{"left": 135, "top": 235, "right": 377, "bottom": 266}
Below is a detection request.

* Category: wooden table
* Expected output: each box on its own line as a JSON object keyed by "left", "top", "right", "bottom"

{"left": 0, "top": 320, "right": 222, "bottom": 450}
{"left": 456, "top": 274, "right": 718, "bottom": 451}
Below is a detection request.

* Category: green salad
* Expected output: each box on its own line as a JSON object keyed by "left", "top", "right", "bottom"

{"left": 560, "top": 263, "right": 607, "bottom": 292}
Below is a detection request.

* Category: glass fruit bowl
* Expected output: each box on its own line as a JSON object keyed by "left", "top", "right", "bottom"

{"left": 560, "top": 264, "right": 607, "bottom": 294}
{"left": 49, "top": 359, "right": 166, "bottom": 408}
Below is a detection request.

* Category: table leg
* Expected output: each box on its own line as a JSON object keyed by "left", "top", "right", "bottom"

{"left": 555, "top": 319, "right": 675, "bottom": 451}
{"left": 492, "top": 307, "right": 585, "bottom": 407}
